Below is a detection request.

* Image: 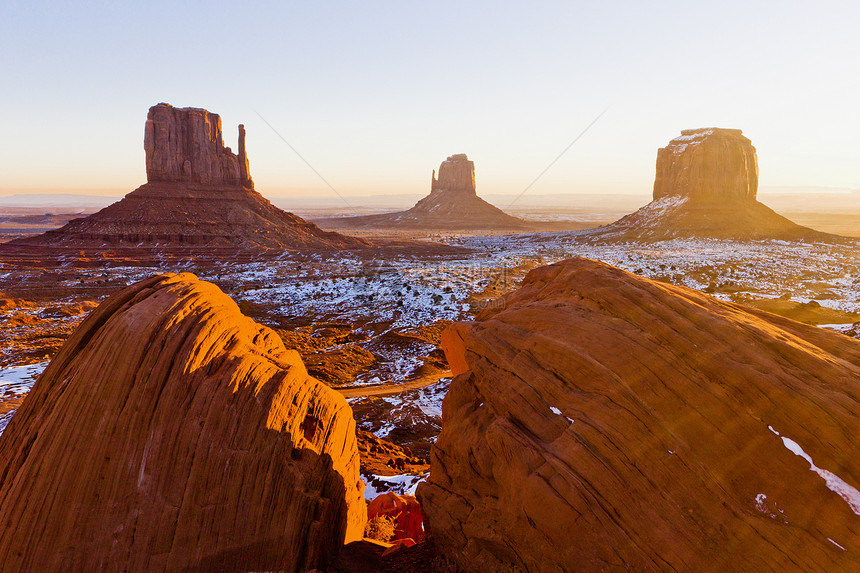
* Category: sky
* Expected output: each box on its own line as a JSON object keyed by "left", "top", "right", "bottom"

{"left": 1, "top": 0, "right": 859, "bottom": 200}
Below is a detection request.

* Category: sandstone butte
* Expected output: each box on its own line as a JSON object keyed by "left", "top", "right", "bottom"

{"left": 10, "top": 103, "right": 369, "bottom": 250}
{"left": 586, "top": 128, "right": 834, "bottom": 241}
{"left": 420, "top": 257, "right": 860, "bottom": 572}
{"left": 318, "top": 154, "right": 531, "bottom": 230}
{"left": 0, "top": 273, "right": 366, "bottom": 572}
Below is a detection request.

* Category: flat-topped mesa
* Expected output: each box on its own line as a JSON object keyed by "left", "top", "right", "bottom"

{"left": 431, "top": 153, "right": 476, "bottom": 195}
{"left": 653, "top": 128, "right": 757, "bottom": 203}
{"left": 144, "top": 103, "right": 253, "bottom": 188}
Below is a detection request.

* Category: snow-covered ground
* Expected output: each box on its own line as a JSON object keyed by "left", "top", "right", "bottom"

{"left": 235, "top": 256, "right": 476, "bottom": 330}
{"left": 1, "top": 234, "right": 857, "bottom": 444}
{"left": 0, "top": 362, "right": 46, "bottom": 400}
{"left": 447, "top": 235, "right": 860, "bottom": 316}
{"left": 362, "top": 471, "right": 429, "bottom": 499}
{"left": 353, "top": 338, "right": 438, "bottom": 387}
{"left": 0, "top": 361, "right": 47, "bottom": 437}
{"left": 0, "top": 411, "right": 15, "bottom": 438}
{"left": 349, "top": 378, "right": 449, "bottom": 441}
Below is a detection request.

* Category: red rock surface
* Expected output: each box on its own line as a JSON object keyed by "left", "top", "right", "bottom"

{"left": 329, "top": 537, "right": 461, "bottom": 573}
{"left": 318, "top": 154, "right": 530, "bottom": 231}
{"left": 420, "top": 258, "right": 860, "bottom": 572}
{"left": 653, "top": 128, "right": 758, "bottom": 202}
{"left": 431, "top": 154, "right": 477, "bottom": 195}
{"left": 15, "top": 181, "right": 368, "bottom": 249}
{"left": 586, "top": 128, "right": 832, "bottom": 241}
{"left": 0, "top": 273, "right": 366, "bottom": 572}
{"left": 12, "top": 103, "right": 369, "bottom": 250}
{"left": 368, "top": 492, "right": 425, "bottom": 543}
{"left": 145, "top": 103, "right": 253, "bottom": 187}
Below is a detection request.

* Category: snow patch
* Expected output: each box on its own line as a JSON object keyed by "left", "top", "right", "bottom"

{"left": 0, "top": 362, "right": 47, "bottom": 402}
{"left": 0, "top": 410, "right": 14, "bottom": 438}
{"left": 362, "top": 472, "right": 428, "bottom": 500}
{"left": 769, "top": 425, "right": 860, "bottom": 516}
{"left": 668, "top": 129, "right": 714, "bottom": 154}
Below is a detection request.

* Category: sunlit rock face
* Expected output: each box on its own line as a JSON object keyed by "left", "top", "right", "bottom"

{"left": 0, "top": 273, "right": 366, "bottom": 573}
{"left": 420, "top": 257, "right": 860, "bottom": 572}
{"left": 579, "top": 128, "right": 830, "bottom": 241}
{"left": 144, "top": 103, "right": 253, "bottom": 187}
{"left": 653, "top": 128, "right": 758, "bottom": 202}
{"left": 431, "top": 153, "right": 477, "bottom": 195}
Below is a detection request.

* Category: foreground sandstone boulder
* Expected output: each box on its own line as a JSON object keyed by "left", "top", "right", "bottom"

{"left": 586, "top": 128, "right": 832, "bottom": 241}
{"left": 420, "top": 258, "right": 860, "bottom": 572}
{"left": 0, "top": 273, "right": 365, "bottom": 572}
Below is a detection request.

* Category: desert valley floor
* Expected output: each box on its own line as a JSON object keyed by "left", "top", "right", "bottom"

{"left": 3, "top": 229, "right": 859, "bottom": 500}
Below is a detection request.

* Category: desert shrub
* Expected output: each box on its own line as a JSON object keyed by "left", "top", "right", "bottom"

{"left": 365, "top": 514, "right": 397, "bottom": 542}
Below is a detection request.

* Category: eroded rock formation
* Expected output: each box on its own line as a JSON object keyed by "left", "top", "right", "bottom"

{"left": 14, "top": 182, "right": 370, "bottom": 249}
{"left": 431, "top": 153, "right": 476, "bottom": 195}
{"left": 144, "top": 103, "right": 253, "bottom": 187}
{"left": 583, "top": 128, "right": 830, "bottom": 241}
{"left": 420, "top": 258, "right": 860, "bottom": 572}
{"left": 12, "top": 103, "right": 369, "bottom": 250}
{"left": 317, "top": 154, "right": 530, "bottom": 230}
{"left": 653, "top": 128, "right": 757, "bottom": 202}
{"left": 0, "top": 273, "right": 366, "bottom": 572}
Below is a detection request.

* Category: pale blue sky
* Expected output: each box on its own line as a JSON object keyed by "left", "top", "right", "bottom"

{"left": 2, "top": 0, "right": 858, "bottom": 198}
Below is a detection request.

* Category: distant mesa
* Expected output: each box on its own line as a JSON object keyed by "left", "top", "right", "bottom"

{"left": 585, "top": 127, "right": 832, "bottom": 241}
{"left": 653, "top": 127, "right": 758, "bottom": 203}
{"left": 11, "top": 103, "right": 369, "bottom": 250}
{"left": 317, "top": 154, "right": 532, "bottom": 231}
{"left": 431, "top": 153, "right": 477, "bottom": 195}
{"left": 420, "top": 257, "right": 860, "bottom": 571}
{"left": 0, "top": 273, "right": 366, "bottom": 572}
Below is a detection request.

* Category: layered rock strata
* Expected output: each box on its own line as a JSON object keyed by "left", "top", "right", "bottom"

{"left": 144, "top": 103, "right": 253, "bottom": 187}
{"left": 653, "top": 128, "right": 758, "bottom": 202}
{"left": 0, "top": 273, "right": 366, "bottom": 572}
{"left": 420, "top": 258, "right": 860, "bottom": 572}
{"left": 584, "top": 128, "right": 830, "bottom": 241}
{"left": 431, "top": 153, "right": 477, "bottom": 195}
